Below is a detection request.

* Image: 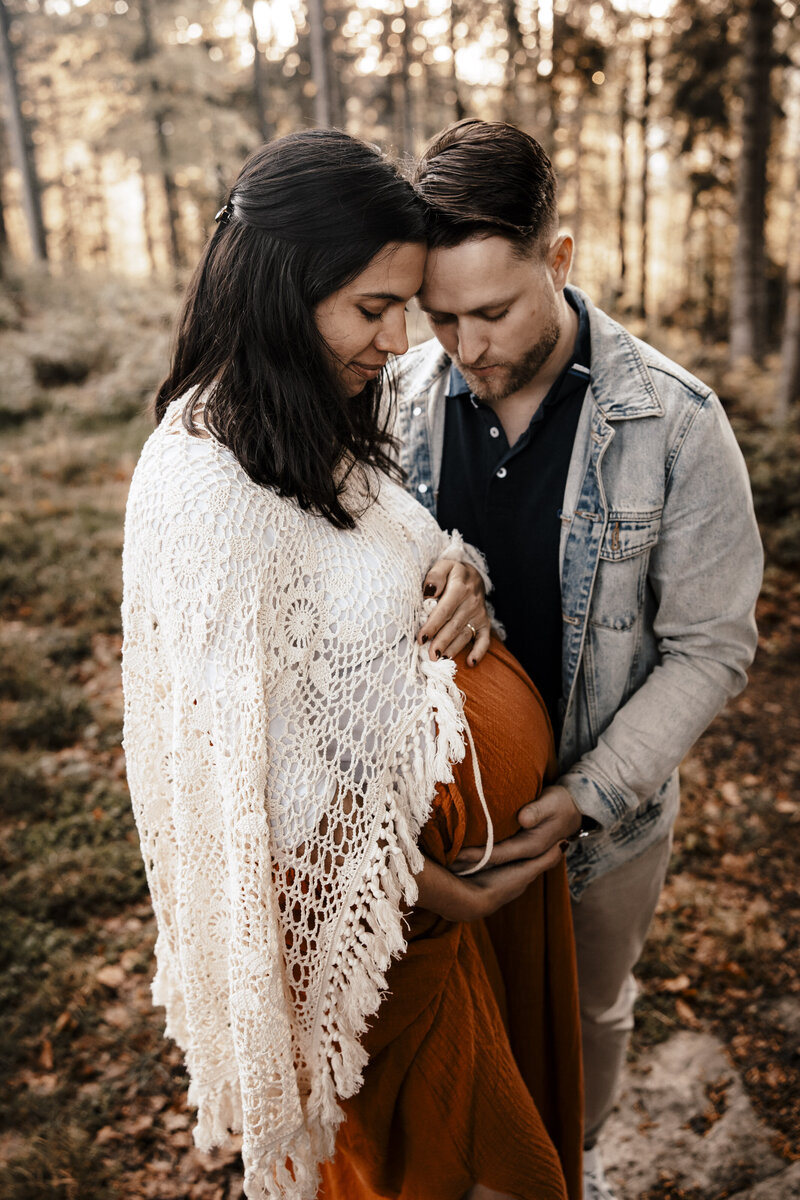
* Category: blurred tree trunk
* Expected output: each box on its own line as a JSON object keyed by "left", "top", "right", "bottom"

{"left": 379, "top": 14, "right": 396, "bottom": 141}
{"left": 0, "top": 116, "right": 11, "bottom": 254}
{"left": 397, "top": 3, "right": 415, "bottom": 154}
{"left": 638, "top": 36, "right": 650, "bottom": 320}
{"left": 242, "top": 0, "right": 272, "bottom": 142}
{"left": 90, "top": 158, "right": 109, "bottom": 264}
{"left": 572, "top": 90, "right": 584, "bottom": 265}
{"left": 502, "top": 0, "right": 523, "bottom": 124}
{"left": 775, "top": 74, "right": 800, "bottom": 423}
{"left": 139, "top": 0, "right": 182, "bottom": 274}
{"left": 0, "top": 0, "right": 47, "bottom": 261}
{"left": 0, "top": 133, "right": 8, "bottom": 276}
{"left": 0, "top": 169, "right": 7, "bottom": 254}
{"left": 307, "top": 0, "right": 332, "bottom": 127}
{"left": 729, "top": 0, "right": 774, "bottom": 364}
{"left": 325, "top": 8, "right": 344, "bottom": 128}
{"left": 448, "top": 0, "right": 465, "bottom": 122}
{"left": 702, "top": 201, "right": 717, "bottom": 339}
{"left": 775, "top": 225, "right": 799, "bottom": 421}
{"left": 140, "top": 168, "right": 158, "bottom": 275}
{"left": 617, "top": 54, "right": 628, "bottom": 303}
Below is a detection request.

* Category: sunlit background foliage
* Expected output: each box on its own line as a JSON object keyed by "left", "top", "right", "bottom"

{"left": 1, "top": 0, "right": 799, "bottom": 395}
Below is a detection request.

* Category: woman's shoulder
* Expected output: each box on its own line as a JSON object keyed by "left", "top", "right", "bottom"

{"left": 133, "top": 400, "right": 282, "bottom": 516}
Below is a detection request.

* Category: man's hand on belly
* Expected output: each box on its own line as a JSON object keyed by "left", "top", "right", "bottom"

{"left": 415, "top": 842, "right": 566, "bottom": 923}
{"left": 452, "top": 785, "right": 582, "bottom": 871}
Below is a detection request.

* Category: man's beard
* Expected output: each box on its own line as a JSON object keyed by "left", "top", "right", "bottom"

{"left": 456, "top": 316, "right": 561, "bottom": 404}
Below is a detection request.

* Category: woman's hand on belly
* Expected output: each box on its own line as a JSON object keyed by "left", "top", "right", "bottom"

{"left": 417, "top": 560, "right": 491, "bottom": 667}
{"left": 453, "top": 785, "right": 582, "bottom": 872}
{"left": 414, "top": 838, "right": 565, "bottom": 923}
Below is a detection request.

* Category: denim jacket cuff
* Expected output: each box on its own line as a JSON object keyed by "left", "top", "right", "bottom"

{"left": 557, "top": 769, "right": 633, "bottom": 832}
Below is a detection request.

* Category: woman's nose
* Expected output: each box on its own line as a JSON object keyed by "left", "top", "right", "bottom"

{"left": 374, "top": 310, "right": 409, "bottom": 356}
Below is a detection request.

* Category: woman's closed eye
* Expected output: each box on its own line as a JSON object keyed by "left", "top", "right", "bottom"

{"left": 358, "top": 303, "right": 411, "bottom": 323}
{"left": 358, "top": 306, "right": 384, "bottom": 323}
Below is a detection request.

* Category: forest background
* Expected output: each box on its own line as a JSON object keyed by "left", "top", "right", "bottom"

{"left": 0, "top": 1, "right": 799, "bottom": 1198}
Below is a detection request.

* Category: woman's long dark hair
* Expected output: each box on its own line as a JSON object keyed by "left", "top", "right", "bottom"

{"left": 155, "top": 129, "right": 426, "bottom": 528}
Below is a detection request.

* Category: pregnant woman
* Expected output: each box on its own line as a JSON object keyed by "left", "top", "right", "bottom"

{"left": 122, "top": 129, "right": 581, "bottom": 1200}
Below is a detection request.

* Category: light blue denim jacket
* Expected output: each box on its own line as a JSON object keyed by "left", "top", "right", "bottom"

{"left": 390, "top": 287, "right": 763, "bottom": 897}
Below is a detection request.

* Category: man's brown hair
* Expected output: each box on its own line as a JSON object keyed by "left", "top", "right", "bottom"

{"left": 412, "top": 119, "right": 558, "bottom": 253}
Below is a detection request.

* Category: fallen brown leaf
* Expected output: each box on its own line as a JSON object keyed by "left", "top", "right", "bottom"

{"left": 96, "top": 963, "right": 126, "bottom": 989}
{"left": 662, "top": 974, "right": 692, "bottom": 994}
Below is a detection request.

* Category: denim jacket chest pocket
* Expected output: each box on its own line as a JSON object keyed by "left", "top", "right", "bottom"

{"left": 589, "top": 509, "right": 662, "bottom": 631}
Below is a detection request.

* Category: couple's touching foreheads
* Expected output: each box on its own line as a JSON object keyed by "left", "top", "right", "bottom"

{"left": 122, "top": 120, "right": 762, "bottom": 1200}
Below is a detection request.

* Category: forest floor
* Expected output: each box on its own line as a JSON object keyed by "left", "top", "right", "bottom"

{"left": 0, "top": 268, "right": 798, "bottom": 1200}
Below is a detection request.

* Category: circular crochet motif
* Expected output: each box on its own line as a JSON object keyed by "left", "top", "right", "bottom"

{"left": 167, "top": 524, "right": 220, "bottom": 596}
{"left": 283, "top": 593, "right": 321, "bottom": 658}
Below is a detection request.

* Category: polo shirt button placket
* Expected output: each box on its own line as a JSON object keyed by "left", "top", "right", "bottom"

{"left": 496, "top": 466, "right": 508, "bottom": 479}
{"left": 489, "top": 426, "right": 500, "bottom": 438}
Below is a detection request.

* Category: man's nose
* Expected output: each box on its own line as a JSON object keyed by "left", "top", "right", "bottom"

{"left": 457, "top": 322, "right": 489, "bottom": 365}
{"left": 374, "top": 309, "right": 409, "bottom": 356}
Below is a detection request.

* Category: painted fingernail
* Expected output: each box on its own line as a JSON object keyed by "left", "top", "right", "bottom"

{"left": 423, "top": 583, "right": 437, "bottom": 597}
{"left": 434, "top": 649, "right": 441, "bottom": 659}
{"left": 559, "top": 840, "right": 569, "bottom": 852}
{"left": 421, "top": 635, "right": 428, "bottom": 644}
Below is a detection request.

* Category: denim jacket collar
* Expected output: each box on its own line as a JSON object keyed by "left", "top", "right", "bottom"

{"left": 569, "top": 287, "right": 664, "bottom": 422}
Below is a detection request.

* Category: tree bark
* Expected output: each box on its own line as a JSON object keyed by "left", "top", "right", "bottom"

{"left": 448, "top": 0, "right": 465, "bottom": 123}
{"left": 502, "top": 0, "right": 523, "bottom": 125}
{"left": 307, "top": 0, "right": 332, "bottom": 127}
{"left": 618, "top": 64, "right": 628, "bottom": 300}
{"left": 775, "top": 71, "right": 800, "bottom": 423}
{"left": 0, "top": 0, "right": 47, "bottom": 261}
{"left": 729, "top": 0, "right": 774, "bottom": 364}
{"left": 0, "top": 117, "right": 11, "bottom": 256}
{"left": 397, "top": 3, "right": 415, "bottom": 154}
{"left": 638, "top": 36, "right": 650, "bottom": 321}
{"left": 242, "top": 0, "right": 272, "bottom": 143}
{"left": 139, "top": 0, "right": 182, "bottom": 274}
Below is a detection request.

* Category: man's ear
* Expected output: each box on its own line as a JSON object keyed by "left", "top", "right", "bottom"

{"left": 547, "top": 234, "right": 574, "bottom": 291}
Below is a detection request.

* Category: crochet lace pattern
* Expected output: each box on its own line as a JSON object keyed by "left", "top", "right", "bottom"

{"left": 121, "top": 403, "right": 490, "bottom": 1198}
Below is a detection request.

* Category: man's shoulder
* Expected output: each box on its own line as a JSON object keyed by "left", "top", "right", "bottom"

{"left": 575, "top": 289, "right": 718, "bottom": 429}
{"left": 630, "top": 334, "right": 715, "bottom": 404}
{"left": 389, "top": 338, "right": 451, "bottom": 404}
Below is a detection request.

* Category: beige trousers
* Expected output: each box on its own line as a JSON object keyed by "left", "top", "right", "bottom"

{"left": 570, "top": 834, "right": 673, "bottom": 1147}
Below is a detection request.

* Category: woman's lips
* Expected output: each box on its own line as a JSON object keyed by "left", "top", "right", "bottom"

{"left": 349, "top": 361, "right": 386, "bottom": 380}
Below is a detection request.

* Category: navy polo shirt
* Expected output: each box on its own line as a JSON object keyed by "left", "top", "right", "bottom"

{"left": 436, "top": 292, "right": 591, "bottom": 732}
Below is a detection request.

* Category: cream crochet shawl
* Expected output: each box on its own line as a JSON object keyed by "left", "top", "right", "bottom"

{"left": 121, "top": 404, "right": 489, "bottom": 1198}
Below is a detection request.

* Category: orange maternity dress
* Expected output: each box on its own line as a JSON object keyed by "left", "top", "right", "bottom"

{"left": 318, "top": 636, "right": 583, "bottom": 1200}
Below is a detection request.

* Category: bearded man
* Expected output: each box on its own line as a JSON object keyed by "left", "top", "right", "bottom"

{"left": 391, "top": 119, "right": 763, "bottom": 1200}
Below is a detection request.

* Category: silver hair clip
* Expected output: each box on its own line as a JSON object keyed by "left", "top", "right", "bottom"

{"left": 214, "top": 203, "right": 232, "bottom": 226}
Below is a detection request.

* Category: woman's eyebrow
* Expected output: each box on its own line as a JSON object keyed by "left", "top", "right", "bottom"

{"left": 356, "top": 290, "right": 405, "bottom": 302}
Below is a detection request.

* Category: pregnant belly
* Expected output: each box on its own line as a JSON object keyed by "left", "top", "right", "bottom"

{"left": 420, "top": 636, "right": 556, "bottom": 865}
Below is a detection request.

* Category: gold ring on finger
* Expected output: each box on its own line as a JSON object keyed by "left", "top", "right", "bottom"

{"left": 465, "top": 622, "right": 477, "bottom": 642}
